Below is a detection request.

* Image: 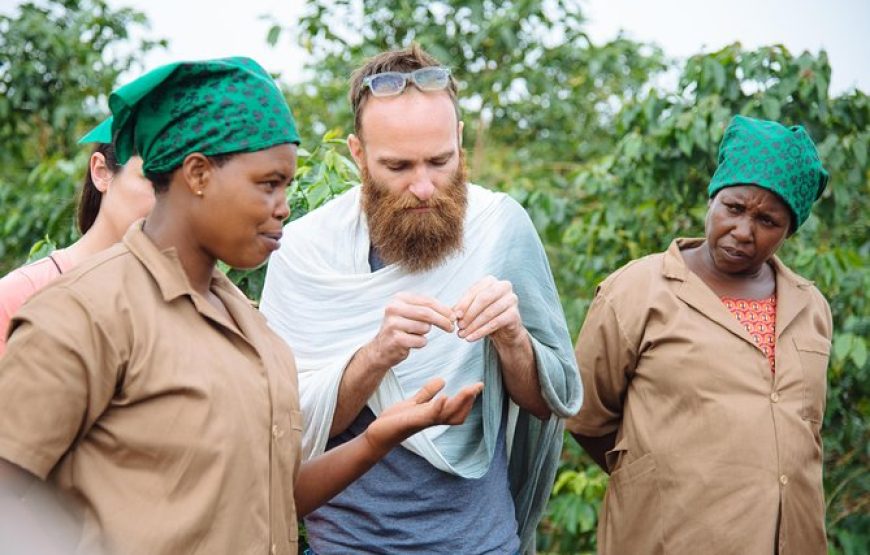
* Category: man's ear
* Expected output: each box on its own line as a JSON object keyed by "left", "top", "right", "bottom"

{"left": 458, "top": 120, "right": 464, "bottom": 148}
{"left": 90, "top": 152, "right": 113, "bottom": 193}
{"left": 180, "top": 153, "right": 212, "bottom": 197}
{"left": 347, "top": 134, "right": 364, "bottom": 168}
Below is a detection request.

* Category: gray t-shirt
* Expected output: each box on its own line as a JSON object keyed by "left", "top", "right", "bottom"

{"left": 304, "top": 407, "right": 520, "bottom": 554}
{"left": 304, "top": 248, "right": 520, "bottom": 554}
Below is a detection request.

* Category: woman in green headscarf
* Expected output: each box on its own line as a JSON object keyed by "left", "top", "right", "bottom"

{"left": 0, "top": 57, "right": 482, "bottom": 555}
{"left": 567, "top": 115, "right": 832, "bottom": 554}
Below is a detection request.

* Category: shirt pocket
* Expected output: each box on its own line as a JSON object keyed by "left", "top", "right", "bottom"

{"left": 794, "top": 336, "right": 830, "bottom": 424}
{"left": 606, "top": 437, "right": 656, "bottom": 482}
{"left": 601, "top": 443, "right": 663, "bottom": 554}
{"left": 609, "top": 451, "right": 657, "bottom": 487}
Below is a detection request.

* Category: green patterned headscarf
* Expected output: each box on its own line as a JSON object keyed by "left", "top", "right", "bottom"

{"left": 108, "top": 57, "right": 300, "bottom": 174}
{"left": 708, "top": 115, "right": 828, "bottom": 231}
{"left": 78, "top": 116, "right": 113, "bottom": 144}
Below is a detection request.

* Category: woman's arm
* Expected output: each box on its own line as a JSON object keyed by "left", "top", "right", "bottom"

{"left": 571, "top": 430, "right": 618, "bottom": 472}
{"left": 293, "top": 378, "right": 482, "bottom": 516}
{"left": 566, "top": 291, "right": 639, "bottom": 471}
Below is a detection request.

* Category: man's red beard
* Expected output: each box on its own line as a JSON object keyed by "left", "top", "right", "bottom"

{"left": 361, "top": 151, "right": 468, "bottom": 273}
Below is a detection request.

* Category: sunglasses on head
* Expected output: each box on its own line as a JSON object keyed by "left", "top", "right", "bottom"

{"left": 362, "top": 67, "right": 452, "bottom": 97}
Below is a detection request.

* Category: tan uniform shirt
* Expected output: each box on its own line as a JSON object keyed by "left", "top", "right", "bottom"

{"left": 0, "top": 224, "right": 303, "bottom": 555}
{"left": 568, "top": 238, "right": 832, "bottom": 555}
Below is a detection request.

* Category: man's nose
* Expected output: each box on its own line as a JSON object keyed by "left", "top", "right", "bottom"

{"left": 408, "top": 170, "right": 436, "bottom": 202}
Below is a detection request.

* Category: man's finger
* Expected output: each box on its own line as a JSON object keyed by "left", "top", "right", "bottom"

{"left": 452, "top": 276, "right": 495, "bottom": 318}
{"left": 393, "top": 294, "right": 455, "bottom": 332}
{"left": 397, "top": 293, "right": 454, "bottom": 318}
{"left": 459, "top": 294, "right": 515, "bottom": 339}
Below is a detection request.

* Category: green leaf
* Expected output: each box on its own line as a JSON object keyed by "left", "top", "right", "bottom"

{"left": 833, "top": 333, "right": 854, "bottom": 361}
{"left": 852, "top": 136, "right": 867, "bottom": 168}
{"left": 850, "top": 337, "right": 867, "bottom": 369}
{"left": 761, "top": 96, "right": 781, "bottom": 120}
{"left": 266, "top": 25, "right": 282, "bottom": 47}
{"left": 677, "top": 132, "right": 693, "bottom": 156}
{"left": 711, "top": 60, "right": 726, "bottom": 90}
{"left": 25, "top": 236, "right": 56, "bottom": 263}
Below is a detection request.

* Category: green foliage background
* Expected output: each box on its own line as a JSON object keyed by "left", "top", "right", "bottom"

{"left": 1, "top": 1, "right": 867, "bottom": 553}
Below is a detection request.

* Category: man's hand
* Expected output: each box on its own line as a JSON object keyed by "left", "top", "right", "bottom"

{"left": 363, "top": 378, "right": 484, "bottom": 457}
{"left": 331, "top": 293, "right": 455, "bottom": 436}
{"left": 453, "top": 275, "right": 524, "bottom": 345}
{"left": 454, "top": 275, "right": 551, "bottom": 419}
{"left": 365, "top": 292, "right": 456, "bottom": 370}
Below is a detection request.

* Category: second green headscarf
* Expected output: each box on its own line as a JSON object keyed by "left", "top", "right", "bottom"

{"left": 109, "top": 57, "right": 300, "bottom": 174}
{"left": 708, "top": 115, "right": 828, "bottom": 230}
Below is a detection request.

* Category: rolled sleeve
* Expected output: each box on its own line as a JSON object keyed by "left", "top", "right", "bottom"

{"left": 0, "top": 286, "right": 121, "bottom": 479}
{"left": 566, "top": 291, "right": 637, "bottom": 437}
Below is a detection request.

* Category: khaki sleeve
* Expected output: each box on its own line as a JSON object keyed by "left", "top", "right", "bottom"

{"left": 0, "top": 285, "right": 122, "bottom": 479}
{"left": 565, "top": 290, "right": 638, "bottom": 436}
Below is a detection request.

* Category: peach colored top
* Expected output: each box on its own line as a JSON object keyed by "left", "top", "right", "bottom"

{"left": 0, "top": 251, "right": 74, "bottom": 356}
{"left": 722, "top": 295, "right": 777, "bottom": 372}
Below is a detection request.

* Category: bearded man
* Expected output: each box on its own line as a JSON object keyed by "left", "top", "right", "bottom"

{"left": 259, "top": 45, "right": 581, "bottom": 554}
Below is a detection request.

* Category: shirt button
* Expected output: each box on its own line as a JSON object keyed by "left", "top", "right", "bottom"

{"left": 272, "top": 425, "right": 280, "bottom": 439}
{"left": 779, "top": 474, "right": 789, "bottom": 486}
{"left": 770, "top": 392, "right": 780, "bottom": 403}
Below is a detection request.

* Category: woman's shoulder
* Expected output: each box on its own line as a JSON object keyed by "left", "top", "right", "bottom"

{"left": 25, "top": 243, "right": 139, "bottom": 311}
{"left": 772, "top": 256, "right": 831, "bottom": 307}
{"left": 598, "top": 250, "right": 667, "bottom": 297}
{"left": 0, "top": 257, "right": 63, "bottom": 314}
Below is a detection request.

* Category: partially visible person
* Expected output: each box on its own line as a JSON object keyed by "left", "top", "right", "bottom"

{"left": 568, "top": 115, "right": 832, "bottom": 554}
{"left": 0, "top": 120, "right": 153, "bottom": 355}
{"left": 0, "top": 57, "right": 482, "bottom": 555}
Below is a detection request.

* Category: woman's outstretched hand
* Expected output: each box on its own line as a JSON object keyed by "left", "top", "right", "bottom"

{"left": 295, "top": 378, "right": 484, "bottom": 516}
{"left": 363, "top": 378, "right": 484, "bottom": 458}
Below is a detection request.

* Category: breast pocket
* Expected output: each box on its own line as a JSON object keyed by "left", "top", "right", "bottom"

{"left": 794, "top": 337, "right": 830, "bottom": 424}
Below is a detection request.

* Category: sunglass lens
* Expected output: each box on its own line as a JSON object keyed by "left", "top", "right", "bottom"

{"left": 413, "top": 68, "right": 449, "bottom": 90}
{"left": 369, "top": 73, "right": 407, "bottom": 96}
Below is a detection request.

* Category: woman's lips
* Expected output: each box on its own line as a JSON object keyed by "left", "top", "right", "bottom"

{"left": 721, "top": 245, "right": 750, "bottom": 260}
{"left": 260, "top": 231, "right": 283, "bottom": 250}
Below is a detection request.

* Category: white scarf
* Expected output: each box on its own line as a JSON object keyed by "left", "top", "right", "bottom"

{"left": 261, "top": 184, "right": 575, "bottom": 478}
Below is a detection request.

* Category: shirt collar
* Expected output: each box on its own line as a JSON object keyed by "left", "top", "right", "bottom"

{"left": 661, "top": 237, "right": 813, "bottom": 290}
{"left": 122, "top": 220, "right": 240, "bottom": 303}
